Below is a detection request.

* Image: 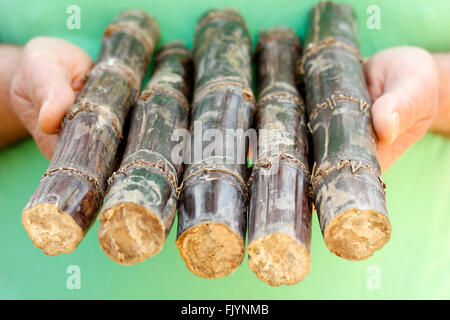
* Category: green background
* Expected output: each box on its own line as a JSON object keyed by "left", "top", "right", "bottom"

{"left": 1, "top": 0, "right": 450, "bottom": 299}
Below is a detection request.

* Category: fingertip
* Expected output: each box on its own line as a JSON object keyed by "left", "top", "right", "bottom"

{"left": 371, "top": 94, "right": 400, "bottom": 145}
{"left": 377, "top": 144, "right": 393, "bottom": 173}
{"left": 38, "top": 85, "right": 75, "bottom": 134}
{"left": 40, "top": 135, "right": 58, "bottom": 160}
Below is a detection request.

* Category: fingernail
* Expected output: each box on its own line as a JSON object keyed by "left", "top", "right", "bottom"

{"left": 390, "top": 112, "right": 400, "bottom": 143}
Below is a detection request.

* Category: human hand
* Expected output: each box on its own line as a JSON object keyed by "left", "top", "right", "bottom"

{"left": 364, "top": 46, "right": 439, "bottom": 171}
{"left": 9, "top": 36, "right": 93, "bottom": 159}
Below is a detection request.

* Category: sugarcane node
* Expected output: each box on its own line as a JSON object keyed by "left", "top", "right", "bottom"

{"left": 42, "top": 167, "right": 105, "bottom": 198}
{"left": 103, "top": 21, "right": 156, "bottom": 55}
{"left": 247, "top": 153, "right": 310, "bottom": 186}
{"left": 307, "top": 94, "right": 371, "bottom": 123}
{"left": 256, "top": 91, "right": 305, "bottom": 111}
{"left": 299, "top": 36, "right": 364, "bottom": 75}
{"left": 179, "top": 167, "right": 249, "bottom": 199}
{"left": 140, "top": 86, "right": 189, "bottom": 111}
{"left": 257, "top": 26, "right": 301, "bottom": 46}
{"left": 192, "top": 79, "right": 255, "bottom": 105}
{"left": 22, "top": 10, "right": 160, "bottom": 256}
{"left": 89, "top": 60, "right": 141, "bottom": 93}
{"left": 66, "top": 100, "right": 124, "bottom": 139}
{"left": 310, "top": 159, "right": 386, "bottom": 195}
{"left": 107, "top": 159, "right": 179, "bottom": 195}
{"left": 155, "top": 40, "right": 191, "bottom": 62}
{"left": 195, "top": 8, "right": 249, "bottom": 34}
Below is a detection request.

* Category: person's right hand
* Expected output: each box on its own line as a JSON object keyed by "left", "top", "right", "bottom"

{"left": 9, "top": 36, "right": 93, "bottom": 159}
{"left": 364, "top": 46, "right": 440, "bottom": 171}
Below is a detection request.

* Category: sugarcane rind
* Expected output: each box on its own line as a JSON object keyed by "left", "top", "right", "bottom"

{"left": 104, "top": 19, "right": 158, "bottom": 55}
{"left": 247, "top": 154, "right": 310, "bottom": 186}
{"left": 193, "top": 77, "right": 255, "bottom": 105}
{"left": 140, "top": 86, "right": 189, "bottom": 112}
{"left": 42, "top": 167, "right": 105, "bottom": 199}
{"left": 179, "top": 167, "right": 249, "bottom": 200}
{"left": 66, "top": 100, "right": 125, "bottom": 138}
{"left": 256, "top": 26, "right": 301, "bottom": 50}
{"left": 311, "top": 158, "right": 386, "bottom": 196}
{"left": 196, "top": 8, "right": 249, "bottom": 34}
{"left": 256, "top": 91, "right": 305, "bottom": 110}
{"left": 307, "top": 93, "right": 371, "bottom": 124}
{"left": 108, "top": 157, "right": 179, "bottom": 196}
{"left": 299, "top": 36, "right": 364, "bottom": 75}
{"left": 155, "top": 41, "right": 191, "bottom": 62}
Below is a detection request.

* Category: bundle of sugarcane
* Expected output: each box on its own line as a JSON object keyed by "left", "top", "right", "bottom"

{"left": 247, "top": 27, "right": 312, "bottom": 286}
{"left": 22, "top": 10, "right": 160, "bottom": 256}
{"left": 176, "top": 8, "right": 255, "bottom": 278}
{"left": 98, "top": 41, "right": 192, "bottom": 265}
{"left": 298, "top": 1, "right": 391, "bottom": 260}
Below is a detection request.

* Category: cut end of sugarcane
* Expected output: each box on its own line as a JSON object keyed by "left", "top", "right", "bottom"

{"left": 22, "top": 203, "right": 83, "bottom": 256}
{"left": 176, "top": 222, "right": 245, "bottom": 279}
{"left": 248, "top": 233, "right": 310, "bottom": 287}
{"left": 324, "top": 209, "right": 392, "bottom": 261}
{"left": 98, "top": 202, "right": 165, "bottom": 265}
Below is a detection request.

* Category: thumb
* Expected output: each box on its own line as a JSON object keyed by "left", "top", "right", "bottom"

{"left": 371, "top": 82, "right": 417, "bottom": 145}
{"left": 37, "top": 74, "right": 76, "bottom": 134}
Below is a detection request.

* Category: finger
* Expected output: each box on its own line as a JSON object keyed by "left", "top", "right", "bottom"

{"left": 36, "top": 72, "right": 76, "bottom": 134}
{"left": 371, "top": 92, "right": 402, "bottom": 145}
{"left": 38, "top": 134, "right": 58, "bottom": 159}
{"left": 364, "top": 57, "right": 385, "bottom": 101}
{"left": 32, "top": 124, "right": 59, "bottom": 159}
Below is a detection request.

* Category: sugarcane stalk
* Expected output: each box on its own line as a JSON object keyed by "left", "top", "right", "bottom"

{"left": 176, "top": 8, "right": 255, "bottom": 279}
{"left": 98, "top": 41, "right": 192, "bottom": 265}
{"left": 247, "top": 27, "right": 311, "bottom": 286}
{"left": 22, "top": 10, "right": 160, "bottom": 256}
{"left": 299, "top": 1, "right": 391, "bottom": 260}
